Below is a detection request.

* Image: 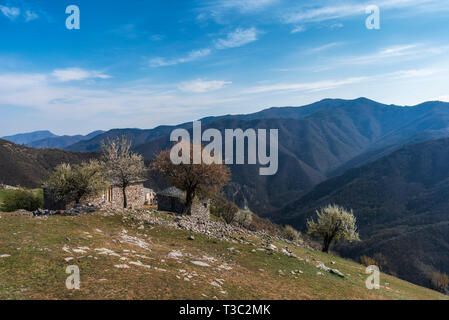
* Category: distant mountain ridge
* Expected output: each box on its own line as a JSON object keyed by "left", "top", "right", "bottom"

{"left": 2, "top": 130, "right": 57, "bottom": 145}
{"left": 27, "top": 130, "right": 105, "bottom": 149}
{"left": 10, "top": 98, "right": 449, "bottom": 215}
{"left": 1, "top": 130, "right": 105, "bottom": 149}
{"left": 127, "top": 98, "right": 449, "bottom": 215}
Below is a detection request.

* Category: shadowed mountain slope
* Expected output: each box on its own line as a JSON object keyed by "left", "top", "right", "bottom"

{"left": 276, "top": 138, "right": 449, "bottom": 287}
{"left": 0, "top": 139, "right": 94, "bottom": 188}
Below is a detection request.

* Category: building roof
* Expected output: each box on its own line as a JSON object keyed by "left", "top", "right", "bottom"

{"left": 157, "top": 186, "right": 185, "bottom": 198}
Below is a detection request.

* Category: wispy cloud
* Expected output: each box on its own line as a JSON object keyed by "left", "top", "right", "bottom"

{"left": 149, "top": 48, "right": 211, "bottom": 67}
{"left": 283, "top": 0, "right": 449, "bottom": 24}
{"left": 305, "top": 42, "right": 346, "bottom": 54}
{"left": 178, "top": 79, "right": 232, "bottom": 93}
{"left": 211, "top": 0, "right": 278, "bottom": 13}
{"left": 215, "top": 28, "right": 259, "bottom": 49}
{"left": 291, "top": 26, "right": 306, "bottom": 34}
{"left": 0, "top": 5, "right": 20, "bottom": 20}
{"left": 387, "top": 68, "right": 442, "bottom": 80}
{"left": 24, "top": 10, "right": 38, "bottom": 22}
{"left": 243, "top": 77, "right": 368, "bottom": 94}
{"left": 336, "top": 43, "right": 448, "bottom": 65}
{"left": 149, "top": 28, "right": 258, "bottom": 68}
{"left": 0, "top": 5, "right": 40, "bottom": 22}
{"left": 0, "top": 71, "right": 243, "bottom": 129}
{"left": 52, "top": 68, "right": 111, "bottom": 82}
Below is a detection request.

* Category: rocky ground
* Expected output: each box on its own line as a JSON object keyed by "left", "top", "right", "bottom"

{"left": 0, "top": 208, "right": 446, "bottom": 300}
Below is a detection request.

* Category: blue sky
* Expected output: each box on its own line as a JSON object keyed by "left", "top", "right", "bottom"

{"left": 1, "top": 0, "right": 449, "bottom": 136}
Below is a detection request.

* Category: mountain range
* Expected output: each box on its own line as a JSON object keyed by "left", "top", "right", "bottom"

{"left": 1, "top": 130, "right": 105, "bottom": 149}
{"left": 3, "top": 97, "right": 449, "bottom": 289}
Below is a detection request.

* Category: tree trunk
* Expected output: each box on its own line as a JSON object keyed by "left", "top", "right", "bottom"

{"left": 184, "top": 191, "right": 194, "bottom": 215}
{"left": 322, "top": 237, "right": 332, "bottom": 253}
{"left": 122, "top": 187, "right": 127, "bottom": 209}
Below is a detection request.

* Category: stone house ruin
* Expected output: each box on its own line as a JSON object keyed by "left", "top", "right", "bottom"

{"left": 156, "top": 186, "right": 210, "bottom": 220}
{"left": 143, "top": 188, "right": 157, "bottom": 206}
{"left": 43, "top": 181, "right": 156, "bottom": 211}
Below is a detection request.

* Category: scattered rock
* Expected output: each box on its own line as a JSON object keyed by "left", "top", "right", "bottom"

{"left": 168, "top": 250, "right": 183, "bottom": 260}
{"left": 65, "top": 204, "right": 98, "bottom": 216}
{"left": 33, "top": 208, "right": 61, "bottom": 217}
{"left": 191, "top": 261, "right": 210, "bottom": 267}
{"left": 316, "top": 261, "right": 345, "bottom": 278}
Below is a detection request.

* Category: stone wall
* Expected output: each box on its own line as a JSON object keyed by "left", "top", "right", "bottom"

{"left": 157, "top": 194, "right": 210, "bottom": 220}
{"left": 191, "top": 199, "right": 211, "bottom": 220}
{"left": 43, "top": 183, "right": 145, "bottom": 211}
{"left": 156, "top": 194, "right": 185, "bottom": 214}
{"left": 88, "top": 184, "right": 145, "bottom": 209}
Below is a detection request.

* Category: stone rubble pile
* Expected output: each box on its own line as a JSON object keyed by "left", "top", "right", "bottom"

{"left": 65, "top": 204, "right": 98, "bottom": 216}
{"left": 33, "top": 208, "right": 61, "bottom": 217}
{"left": 33, "top": 204, "right": 98, "bottom": 217}
{"left": 125, "top": 210, "right": 274, "bottom": 244}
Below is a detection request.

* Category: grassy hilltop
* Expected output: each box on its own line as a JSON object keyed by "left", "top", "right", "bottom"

{"left": 0, "top": 210, "right": 446, "bottom": 300}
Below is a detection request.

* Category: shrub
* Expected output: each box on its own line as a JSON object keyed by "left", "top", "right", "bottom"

{"left": 359, "top": 253, "right": 388, "bottom": 271}
{"left": 45, "top": 160, "right": 108, "bottom": 204}
{"left": 360, "top": 255, "right": 377, "bottom": 267}
{"left": 282, "top": 225, "right": 302, "bottom": 242}
{"left": 430, "top": 271, "right": 449, "bottom": 293}
{"left": 234, "top": 210, "right": 253, "bottom": 228}
{"left": 211, "top": 196, "right": 239, "bottom": 224}
{"left": 0, "top": 189, "right": 43, "bottom": 212}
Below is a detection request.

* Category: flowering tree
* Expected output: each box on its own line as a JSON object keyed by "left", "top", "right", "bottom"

{"left": 307, "top": 204, "right": 360, "bottom": 253}
{"left": 101, "top": 136, "right": 147, "bottom": 208}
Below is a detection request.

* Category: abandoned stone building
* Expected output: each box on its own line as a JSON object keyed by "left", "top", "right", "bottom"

{"left": 43, "top": 181, "right": 155, "bottom": 210}
{"left": 143, "top": 188, "right": 157, "bottom": 206}
{"left": 156, "top": 186, "right": 210, "bottom": 219}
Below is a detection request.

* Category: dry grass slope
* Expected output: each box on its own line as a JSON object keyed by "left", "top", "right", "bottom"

{"left": 0, "top": 210, "right": 446, "bottom": 300}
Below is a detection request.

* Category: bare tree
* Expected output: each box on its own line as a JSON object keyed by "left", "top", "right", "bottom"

{"left": 152, "top": 145, "right": 230, "bottom": 215}
{"left": 307, "top": 204, "right": 360, "bottom": 253}
{"left": 101, "top": 136, "right": 147, "bottom": 208}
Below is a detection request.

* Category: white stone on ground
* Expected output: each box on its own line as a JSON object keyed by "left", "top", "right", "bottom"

{"left": 191, "top": 261, "right": 210, "bottom": 267}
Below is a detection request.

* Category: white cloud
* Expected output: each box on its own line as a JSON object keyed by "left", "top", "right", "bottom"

{"left": 199, "top": 0, "right": 277, "bottom": 20}
{"left": 283, "top": 0, "right": 449, "bottom": 24}
{"left": 389, "top": 68, "right": 439, "bottom": 79}
{"left": 336, "top": 44, "right": 449, "bottom": 65}
{"left": 305, "top": 42, "right": 345, "bottom": 54}
{"left": 291, "top": 26, "right": 306, "bottom": 34}
{"left": 178, "top": 79, "right": 232, "bottom": 93}
{"left": 215, "top": 28, "right": 258, "bottom": 49}
{"left": 213, "top": 0, "right": 278, "bottom": 12}
{"left": 25, "top": 10, "right": 38, "bottom": 22}
{"left": 52, "top": 68, "right": 111, "bottom": 82}
{"left": 0, "top": 72, "right": 244, "bottom": 127}
{"left": 149, "top": 48, "right": 211, "bottom": 67}
{"left": 436, "top": 95, "right": 449, "bottom": 102}
{"left": 0, "top": 5, "right": 20, "bottom": 19}
{"left": 243, "top": 77, "right": 369, "bottom": 94}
